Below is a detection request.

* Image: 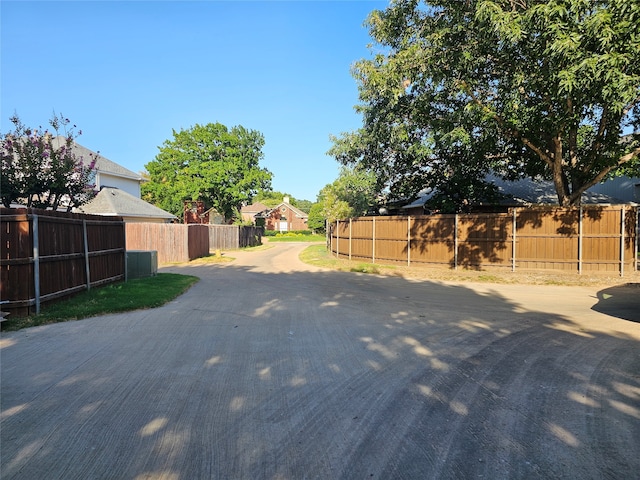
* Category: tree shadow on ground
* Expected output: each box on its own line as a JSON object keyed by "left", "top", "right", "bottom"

{"left": 592, "top": 283, "right": 640, "bottom": 322}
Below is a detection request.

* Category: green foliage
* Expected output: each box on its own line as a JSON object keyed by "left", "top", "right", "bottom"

{"left": 267, "top": 231, "right": 325, "bottom": 242}
{"left": 253, "top": 189, "right": 313, "bottom": 213}
{"left": 1, "top": 113, "right": 97, "bottom": 210}
{"left": 307, "top": 202, "right": 326, "bottom": 232}
{"left": 315, "top": 166, "right": 378, "bottom": 223}
{"left": 143, "top": 122, "right": 272, "bottom": 221}
{"left": 331, "top": 0, "right": 640, "bottom": 207}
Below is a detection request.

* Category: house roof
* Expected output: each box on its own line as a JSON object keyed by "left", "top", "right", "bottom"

{"left": 241, "top": 202, "right": 270, "bottom": 213}
{"left": 272, "top": 202, "right": 309, "bottom": 218}
{"left": 403, "top": 176, "right": 630, "bottom": 209}
{"left": 52, "top": 136, "right": 142, "bottom": 181}
{"left": 75, "top": 187, "right": 177, "bottom": 220}
{"left": 487, "top": 176, "right": 627, "bottom": 205}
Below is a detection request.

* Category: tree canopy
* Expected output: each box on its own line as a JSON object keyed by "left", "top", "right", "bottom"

{"left": 309, "top": 166, "right": 378, "bottom": 228}
{"left": 330, "top": 0, "right": 640, "bottom": 209}
{"left": 252, "top": 189, "right": 313, "bottom": 213}
{"left": 1, "top": 114, "right": 96, "bottom": 210}
{"left": 143, "top": 122, "right": 272, "bottom": 220}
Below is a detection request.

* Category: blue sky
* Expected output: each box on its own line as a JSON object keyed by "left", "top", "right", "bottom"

{"left": 1, "top": 0, "right": 388, "bottom": 202}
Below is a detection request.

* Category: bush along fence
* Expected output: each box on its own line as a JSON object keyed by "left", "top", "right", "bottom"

{"left": 1, "top": 208, "right": 126, "bottom": 316}
{"left": 329, "top": 206, "right": 638, "bottom": 275}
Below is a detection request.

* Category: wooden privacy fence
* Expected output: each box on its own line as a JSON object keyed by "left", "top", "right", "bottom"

{"left": 329, "top": 206, "right": 638, "bottom": 275}
{"left": 126, "top": 223, "right": 209, "bottom": 264}
{"left": 126, "top": 224, "right": 262, "bottom": 264}
{"left": 1, "top": 208, "right": 126, "bottom": 316}
{"left": 208, "top": 225, "right": 263, "bottom": 250}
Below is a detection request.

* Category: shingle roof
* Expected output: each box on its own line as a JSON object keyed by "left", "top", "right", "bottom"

{"left": 402, "top": 176, "right": 627, "bottom": 209}
{"left": 52, "top": 136, "right": 141, "bottom": 180}
{"left": 76, "top": 187, "right": 176, "bottom": 220}
{"left": 241, "top": 202, "right": 270, "bottom": 213}
{"left": 272, "top": 202, "right": 308, "bottom": 218}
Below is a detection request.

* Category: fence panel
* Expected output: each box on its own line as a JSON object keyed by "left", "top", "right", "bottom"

{"left": 1, "top": 208, "right": 125, "bottom": 316}
{"left": 238, "top": 226, "right": 263, "bottom": 248}
{"left": 410, "top": 215, "right": 455, "bottom": 266}
{"left": 328, "top": 206, "right": 637, "bottom": 275}
{"left": 188, "top": 225, "right": 210, "bottom": 260}
{"left": 458, "top": 213, "right": 512, "bottom": 269}
{"left": 208, "top": 225, "right": 239, "bottom": 250}
{"left": 126, "top": 223, "right": 192, "bottom": 264}
{"left": 374, "top": 217, "right": 408, "bottom": 263}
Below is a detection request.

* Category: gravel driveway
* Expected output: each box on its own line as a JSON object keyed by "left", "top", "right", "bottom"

{"left": 2, "top": 243, "right": 639, "bottom": 479}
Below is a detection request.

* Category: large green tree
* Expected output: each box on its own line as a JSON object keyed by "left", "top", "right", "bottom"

{"left": 143, "top": 123, "right": 272, "bottom": 220}
{"left": 330, "top": 0, "right": 640, "bottom": 208}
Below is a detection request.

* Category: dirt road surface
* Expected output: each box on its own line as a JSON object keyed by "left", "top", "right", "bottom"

{"left": 2, "top": 243, "right": 639, "bottom": 479}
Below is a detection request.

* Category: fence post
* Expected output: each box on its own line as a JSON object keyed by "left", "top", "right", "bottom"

{"left": 83, "top": 219, "right": 91, "bottom": 290}
{"left": 407, "top": 216, "right": 411, "bottom": 266}
{"left": 512, "top": 208, "right": 517, "bottom": 272}
{"left": 336, "top": 220, "right": 340, "bottom": 258}
{"left": 578, "top": 206, "right": 583, "bottom": 275}
{"left": 372, "top": 217, "right": 376, "bottom": 264}
{"left": 454, "top": 214, "right": 458, "bottom": 270}
{"left": 620, "top": 206, "right": 626, "bottom": 277}
{"left": 349, "top": 219, "right": 352, "bottom": 261}
{"left": 633, "top": 207, "right": 640, "bottom": 272}
{"left": 32, "top": 214, "right": 41, "bottom": 314}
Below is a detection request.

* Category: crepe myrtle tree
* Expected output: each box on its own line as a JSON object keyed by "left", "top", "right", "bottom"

{"left": 1, "top": 113, "right": 97, "bottom": 210}
{"left": 330, "top": 0, "right": 640, "bottom": 209}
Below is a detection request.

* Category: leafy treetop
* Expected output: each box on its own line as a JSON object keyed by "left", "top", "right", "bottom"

{"left": 330, "top": 0, "right": 640, "bottom": 210}
{"left": 142, "top": 122, "right": 272, "bottom": 221}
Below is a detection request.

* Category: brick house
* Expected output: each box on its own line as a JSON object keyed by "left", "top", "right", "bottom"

{"left": 245, "top": 197, "right": 308, "bottom": 232}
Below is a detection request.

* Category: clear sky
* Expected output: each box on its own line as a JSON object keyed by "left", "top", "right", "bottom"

{"left": 1, "top": 0, "right": 388, "bottom": 202}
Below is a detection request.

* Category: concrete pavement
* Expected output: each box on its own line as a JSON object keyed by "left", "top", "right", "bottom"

{"left": 1, "top": 243, "right": 639, "bottom": 479}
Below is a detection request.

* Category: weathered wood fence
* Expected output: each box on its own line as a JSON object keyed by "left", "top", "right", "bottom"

{"left": 126, "top": 223, "right": 210, "bottom": 264}
{"left": 209, "top": 225, "right": 263, "bottom": 250}
{"left": 125, "top": 224, "right": 263, "bottom": 264}
{"left": 1, "top": 208, "right": 126, "bottom": 316}
{"left": 329, "top": 206, "right": 638, "bottom": 275}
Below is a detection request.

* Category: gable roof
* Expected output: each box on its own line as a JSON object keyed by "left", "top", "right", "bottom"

{"left": 52, "top": 136, "right": 142, "bottom": 181}
{"left": 271, "top": 202, "right": 308, "bottom": 218}
{"left": 76, "top": 187, "right": 176, "bottom": 220}
{"left": 241, "top": 202, "right": 270, "bottom": 213}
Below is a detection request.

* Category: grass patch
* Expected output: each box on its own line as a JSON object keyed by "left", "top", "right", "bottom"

{"left": 267, "top": 232, "right": 326, "bottom": 242}
{"left": 299, "top": 245, "right": 389, "bottom": 275}
{"left": 350, "top": 264, "right": 381, "bottom": 274}
{"left": 1, "top": 273, "right": 199, "bottom": 331}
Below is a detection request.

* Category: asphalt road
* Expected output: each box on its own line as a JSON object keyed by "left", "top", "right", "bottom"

{"left": 1, "top": 243, "right": 639, "bottom": 480}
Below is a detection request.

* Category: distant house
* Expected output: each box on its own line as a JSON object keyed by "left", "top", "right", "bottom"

{"left": 183, "top": 200, "right": 225, "bottom": 224}
{"left": 54, "top": 137, "right": 177, "bottom": 223}
{"left": 240, "top": 202, "right": 270, "bottom": 224}
{"left": 259, "top": 197, "right": 309, "bottom": 232}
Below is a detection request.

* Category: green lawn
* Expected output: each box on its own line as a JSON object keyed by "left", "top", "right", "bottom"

{"left": 1, "top": 273, "right": 199, "bottom": 331}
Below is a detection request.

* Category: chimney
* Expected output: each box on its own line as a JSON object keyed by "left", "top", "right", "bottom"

{"left": 283, "top": 196, "right": 290, "bottom": 204}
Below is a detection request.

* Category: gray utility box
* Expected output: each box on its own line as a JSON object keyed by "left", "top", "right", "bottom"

{"left": 127, "top": 250, "right": 158, "bottom": 279}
